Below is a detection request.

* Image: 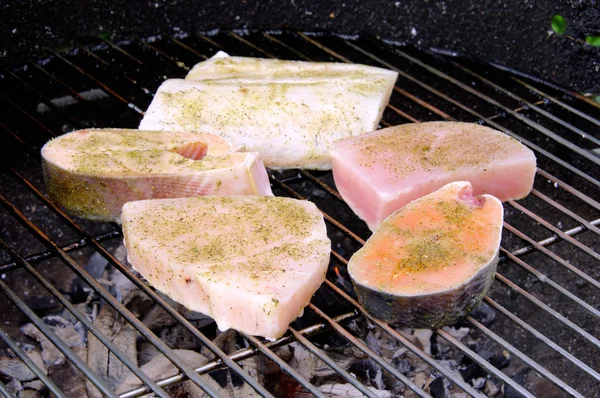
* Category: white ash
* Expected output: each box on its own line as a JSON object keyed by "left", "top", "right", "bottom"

{"left": 23, "top": 380, "right": 45, "bottom": 391}
{"left": 6, "top": 378, "right": 23, "bottom": 393}
{"left": 21, "top": 316, "right": 86, "bottom": 366}
{"left": 0, "top": 357, "right": 37, "bottom": 381}
{"left": 320, "top": 383, "right": 392, "bottom": 397}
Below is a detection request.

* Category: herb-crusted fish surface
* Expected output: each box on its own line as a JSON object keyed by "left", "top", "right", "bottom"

{"left": 331, "top": 122, "right": 536, "bottom": 230}
{"left": 138, "top": 52, "right": 398, "bottom": 170}
{"left": 349, "top": 181, "right": 503, "bottom": 328}
{"left": 121, "top": 196, "right": 331, "bottom": 339}
{"left": 41, "top": 129, "right": 272, "bottom": 222}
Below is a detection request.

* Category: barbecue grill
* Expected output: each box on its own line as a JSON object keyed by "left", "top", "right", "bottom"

{"left": 0, "top": 31, "right": 599, "bottom": 398}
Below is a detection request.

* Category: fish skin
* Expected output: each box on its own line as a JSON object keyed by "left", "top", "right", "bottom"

{"left": 139, "top": 52, "right": 398, "bottom": 170}
{"left": 331, "top": 121, "right": 536, "bottom": 231}
{"left": 41, "top": 129, "right": 272, "bottom": 222}
{"left": 348, "top": 181, "right": 503, "bottom": 328}
{"left": 121, "top": 196, "right": 331, "bottom": 339}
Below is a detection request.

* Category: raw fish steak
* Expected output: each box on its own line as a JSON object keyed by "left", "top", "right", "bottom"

{"left": 121, "top": 196, "right": 331, "bottom": 339}
{"left": 349, "top": 181, "right": 503, "bottom": 328}
{"left": 331, "top": 122, "right": 535, "bottom": 230}
{"left": 139, "top": 52, "right": 398, "bottom": 170}
{"left": 186, "top": 50, "right": 397, "bottom": 82}
{"left": 42, "top": 129, "right": 272, "bottom": 222}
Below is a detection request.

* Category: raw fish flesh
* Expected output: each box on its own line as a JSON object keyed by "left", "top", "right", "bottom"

{"left": 42, "top": 129, "right": 272, "bottom": 222}
{"left": 331, "top": 122, "right": 535, "bottom": 230}
{"left": 139, "top": 52, "right": 398, "bottom": 170}
{"left": 348, "top": 181, "right": 503, "bottom": 328}
{"left": 121, "top": 196, "right": 331, "bottom": 339}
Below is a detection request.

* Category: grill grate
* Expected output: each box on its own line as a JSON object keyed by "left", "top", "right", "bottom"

{"left": 0, "top": 31, "right": 599, "bottom": 397}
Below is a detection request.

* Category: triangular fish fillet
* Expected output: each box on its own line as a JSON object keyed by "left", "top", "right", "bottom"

{"left": 121, "top": 196, "right": 331, "bottom": 339}
{"left": 331, "top": 122, "right": 536, "bottom": 230}
{"left": 42, "top": 129, "right": 272, "bottom": 222}
{"left": 139, "top": 52, "right": 398, "bottom": 170}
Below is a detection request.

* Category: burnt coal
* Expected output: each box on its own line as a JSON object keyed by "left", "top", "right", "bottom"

{"left": 429, "top": 376, "right": 448, "bottom": 398}
{"left": 392, "top": 358, "right": 412, "bottom": 374}
{"left": 470, "top": 302, "right": 496, "bottom": 326}
{"left": 459, "top": 362, "right": 486, "bottom": 383}
{"left": 504, "top": 367, "right": 531, "bottom": 398}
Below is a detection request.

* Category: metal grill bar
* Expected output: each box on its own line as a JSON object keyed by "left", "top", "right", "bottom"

{"left": 244, "top": 334, "right": 327, "bottom": 398}
{"left": 448, "top": 59, "right": 600, "bottom": 148}
{"left": 0, "top": 381, "right": 16, "bottom": 398}
{"left": 530, "top": 189, "right": 600, "bottom": 236}
{"left": 508, "top": 200, "right": 600, "bottom": 261}
{"left": 503, "top": 222, "right": 600, "bottom": 290}
{"left": 308, "top": 304, "right": 430, "bottom": 398}
{"left": 342, "top": 39, "right": 600, "bottom": 189}
{"left": 465, "top": 316, "right": 584, "bottom": 397}
{"left": 120, "top": 311, "right": 359, "bottom": 398}
{"left": 484, "top": 296, "right": 600, "bottom": 381}
{"left": 511, "top": 77, "right": 600, "bottom": 128}
{"left": 0, "top": 327, "right": 64, "bottom": 397}
{"left": 500, "top": 248, "right": 600, "bottom": 319}
{"left": 390, "top": 47, "right": 600, "bottom": 166}
{"left": 436, "top": 329, "right": 535, "bottom": 398}
{"left": 151, "top": 31, "right": 599, "bottom": 394}
{"left": 0, "top": 272, "right": 117, "bottom": 397}
{"left": 0, "top": 193, "right": 224, "bottom": 397}
{"left": 0, "top": 155, "right": 271, "bottom": 396}
{"left": 0, "top": 31, "right": 598, "bottom": 397}
{"left": 0, "top": 238, "right": 170, "bottom": 398}
{"left": 288, "top": 326, "right": 379, "bottom": 398}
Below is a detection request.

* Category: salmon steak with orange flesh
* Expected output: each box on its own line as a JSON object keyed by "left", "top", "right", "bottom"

{"left": 348, "top": 181, "right": 503, "bottom": 328}
{"left": 41, "top": 129, "right": 272, "bottom": 222}
{"left": 331, "top": 121, "right": 535, "bottom": 231}
{"left": 121, "top": 196, "right": 330, "bottom": 339}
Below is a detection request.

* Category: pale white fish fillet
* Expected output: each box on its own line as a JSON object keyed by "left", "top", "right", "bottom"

{"left": 42, "top": 129, "right": 272, "bottom": 222}
{"left": 331, "top": 122, "right": 536, "bottom": 231}
{"left": 186, "top": 50, "right": 399, "bottom": 82}
{"left": 121, "top": 196, "right": 331, "bottom": 339}
{"left": 139, "top": 55, "right": 397, "bottom": 170}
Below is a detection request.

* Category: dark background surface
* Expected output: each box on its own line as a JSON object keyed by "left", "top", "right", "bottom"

{"left": 0, "top": 0, "right": 599, "bottom": 92}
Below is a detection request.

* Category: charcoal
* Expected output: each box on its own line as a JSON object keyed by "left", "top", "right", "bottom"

{"left": 471, "top": 377, "right": 485, "bottom": 389}
{"left": 23, "top": 380, "right": 45, "bottom": 391}
{"left": 119, "top": 349, "right": 208, "bottom": 394}
{"left": 48, "top": 361, "right": 88, "bottom": 398}
{"left": 0, "top": 357, "right": 36, "bottom": 381}
{"left": 21, "top": 316, "right": 85, "bottom": 366}
{"left": 459, "top": 362, "right": 485, "bottom": 383}
{"left": 504, "top": 367, "right": 530, "bottom": 398}
{"left": 319, "top": 383, "right": 392, "bottom": 397}
{"left": 20, "top": 391, "right": 41, "bottom": 398}
{"left": 24, "top": 296, "right": 62, "bottom": 316}
{"left": 429, "top": 377, "right": 448, "bottom": 398}
{"left": 392, "top": 358, "right": 411, "bottom": 374}
{"left": 7, "top": 378, "right": 23, "bottom": 393}
{"left": 490, "top": 350, "right": 511, "bottom": 370}
{"left": 158, "top": 323, "right": 203, "bottom": 351}
{"left": 471, "top": 302, "right": 496, "bottom": 326}
{"left": 287, "top": 342, "right": 336, "bottom": 380}
{"left": 86, "top": 303, "right": 136, "bottom": 398}
{"left": 484, "top": 380, "right": 500, "bottom": 397}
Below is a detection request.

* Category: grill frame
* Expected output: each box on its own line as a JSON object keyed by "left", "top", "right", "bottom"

{"left": 0, "top": 30, "right": 598, "bottom": 397}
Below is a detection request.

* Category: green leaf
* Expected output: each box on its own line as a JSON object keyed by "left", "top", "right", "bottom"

{"left": 98, "top": 33, "right": 111, "bottom": 40}
{"left": 551, "top": 15, "right": 567, "bottom": 35}
{"left": 592, "top": 96, "right": 600, "bottom": 104}
{"left": 585, "top": 36, "right": 600, "bottom": 46}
